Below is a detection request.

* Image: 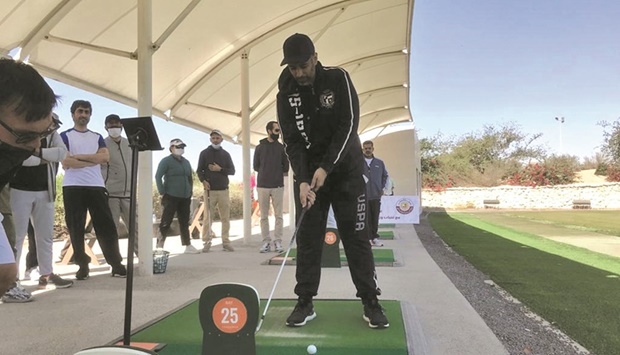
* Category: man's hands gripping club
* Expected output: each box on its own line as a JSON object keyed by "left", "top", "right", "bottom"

{"left": 300, "top": 167, "right": 327, "bottom": 208}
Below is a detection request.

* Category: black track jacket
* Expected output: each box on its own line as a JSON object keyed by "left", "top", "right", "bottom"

{"left": 276, "top": 62, "right": 363, "bottom": 184}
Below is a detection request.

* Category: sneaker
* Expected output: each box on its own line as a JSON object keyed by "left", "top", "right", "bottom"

{"left": 2, "top": 285, "right": 34, "bottom": 303}
{"left": 184, "top": 244, "right": 201, "bottom": 254}
{"left": 38, "top": 274, "right": 74, "bottom": 289}
{"left": 22, "top": 267, "right": 38, "bottom": 281}
{"left": 223, "top": 244, "right": 235, "bottom": 252}
{"left": 363, "top": 298, "right": 390, "bottom": 329}
{"left": 259, "top": 242, "right": 271, "bottom": 253}
{"left": 371, "top": 238, "right": 384, "bottom": 247}
{"left": 286, "top": 297, "right": 316, "bottom": 326}
{"left": 274, "top": 240, "right": 284, "bottom": 253}
{"left": 76, "top": 264, "right": 90, "bottom": 280}
{"left": 111, "top": 264, "right": 127, "bottom": 278}
{"left": 202, "top": 242, "right": 212, "bottom": 253}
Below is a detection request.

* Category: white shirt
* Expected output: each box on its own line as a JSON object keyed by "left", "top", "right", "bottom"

{"left": 60, "top": 128, "right": 106, "bottom": 187}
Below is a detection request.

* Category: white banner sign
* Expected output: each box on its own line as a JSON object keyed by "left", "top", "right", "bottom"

{"left": 379, "top": 195, "right": 420, "bottom": 224}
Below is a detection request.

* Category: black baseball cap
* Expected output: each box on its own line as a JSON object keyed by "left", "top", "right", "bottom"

{"left": 104, "top": 114, "right": 121, "bottom": 125}
{"left": 280, "top": 33, "right": 315, "bottom": 66}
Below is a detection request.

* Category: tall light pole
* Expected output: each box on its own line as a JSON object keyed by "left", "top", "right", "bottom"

{"left": 555, "top": 116, "right": 565, "bottom": 154}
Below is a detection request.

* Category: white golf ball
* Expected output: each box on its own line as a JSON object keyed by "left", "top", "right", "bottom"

{"left": 307, "top": 344, "right": 317, "bottom": 354}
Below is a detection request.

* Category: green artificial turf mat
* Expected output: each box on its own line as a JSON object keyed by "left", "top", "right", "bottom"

{"left": 270, "top": 248, "right": 395, "bottom": 265}
{"left": 378, "top": 230, "right": 395, "bottom": 239}
{"left": 130, "top": 299, "right": 407, "bottom": 355}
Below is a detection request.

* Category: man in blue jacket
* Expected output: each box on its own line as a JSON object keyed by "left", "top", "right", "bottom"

{"left": 362, "top": 140, "right": 389, "bottom": 247}
{"left": 254, "top": 121, "right": 289, "bottom": 253}
{"left": 277, "top": 33, "right": 389, "bottom": 329}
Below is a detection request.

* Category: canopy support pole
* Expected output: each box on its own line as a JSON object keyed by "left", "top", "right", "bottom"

{"left": 241, "top": 49, "right": 252, "bottom": 244}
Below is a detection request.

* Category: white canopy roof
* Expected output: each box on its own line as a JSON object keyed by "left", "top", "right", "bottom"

{"left": 1, "top": 0, "right": 414, "bottom": 146}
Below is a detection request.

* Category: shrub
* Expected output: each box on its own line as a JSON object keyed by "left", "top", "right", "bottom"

{"left": 504, "top": 161, "right": 576, "bottom": 187}
{"left": 606, "top": 164, "right": 620, "bottom": 182}
{"left": 595, "top": 163, "right": 608, "bottom": 176}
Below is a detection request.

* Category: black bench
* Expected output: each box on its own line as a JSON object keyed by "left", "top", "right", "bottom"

{"left": 572, "top": 199, "right": 591, "bottom": 209}
{"left": 483, "top": 199, "right": 500, "bottom": 209}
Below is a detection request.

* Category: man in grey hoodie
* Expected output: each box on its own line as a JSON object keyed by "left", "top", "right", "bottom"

{"left": 253, "top": 121, "right": 289, "bottom": 253}
{"left": 101, "top": 114, "right": 137, "bottom": 254}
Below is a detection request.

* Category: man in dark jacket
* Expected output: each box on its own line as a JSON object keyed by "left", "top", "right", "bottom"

{"left": 0, "top": 58, "right": 58, "bottom": 297}
{"left": 197, "top": 130, "right": 236, "bottom": 252}
{"left": 276, "top": 33, "right": 389, "bottom": 329}
{"left": 254, "top": 121, "right": 289, "bottom": 253}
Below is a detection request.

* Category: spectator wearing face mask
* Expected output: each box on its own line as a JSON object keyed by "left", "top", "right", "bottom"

{"left": 101, "top": 114, "right": 138, "bottom": 255}
{"left": 155, "top": 138, "right": 199, "bottom": 253}
{"left": 196, "top": 130, "right": 236, "bottom": 252}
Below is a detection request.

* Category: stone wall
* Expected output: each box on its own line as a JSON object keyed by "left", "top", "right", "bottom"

{"left": 422, "top": 183, "right": 620, "bottom": 209}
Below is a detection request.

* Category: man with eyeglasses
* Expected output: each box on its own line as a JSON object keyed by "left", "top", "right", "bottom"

{"left": 9, "top": 112, "right": 74, "bottom": 293}
{"left": 0, "top": 58, "right": 58, "bottom": 298}
{"left": 253, "top": 121, "right": 289, "bottom": 253}
{"left": 60, "top": 100, "right": 127, "bottom": 280}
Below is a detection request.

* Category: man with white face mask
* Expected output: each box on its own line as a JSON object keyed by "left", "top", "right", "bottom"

{"left": 101, "top": 114, "right": 137, "bottom": 255}
{"left": 155, "top": 138, "right": 199, "bottom": 253}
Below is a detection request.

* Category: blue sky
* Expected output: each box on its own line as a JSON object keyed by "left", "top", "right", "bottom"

{"left": 46, "top": 0, "right": 620, "bottom": 175}
{"left": 410, "top": 0, "right": 620, "bottom": 159}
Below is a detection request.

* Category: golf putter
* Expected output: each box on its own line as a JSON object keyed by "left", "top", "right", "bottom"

{"left": 256, "top": 204, "right": 310, "bottom": 333}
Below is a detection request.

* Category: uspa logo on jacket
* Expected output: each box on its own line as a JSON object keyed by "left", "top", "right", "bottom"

{"left": 395, "top": 198, "right": 415, "bottom": 215}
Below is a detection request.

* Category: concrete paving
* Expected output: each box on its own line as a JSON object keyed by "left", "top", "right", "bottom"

{"left": 0, "top": 216, "right": 507, "bottom": 355}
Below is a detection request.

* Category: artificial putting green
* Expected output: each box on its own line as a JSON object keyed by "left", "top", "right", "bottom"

{"left": 130, "top": 299, "right": 407, "bottom": 355}
{"left": 378, "top": 230, "right": 395, "bottom": 239}
{"left": 270, "top": 248, "right": 395, "bottom": 265}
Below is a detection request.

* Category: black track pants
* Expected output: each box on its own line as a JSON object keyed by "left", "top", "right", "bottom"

{"left": 293, "top": 169, "right": 379, "bottom": 300}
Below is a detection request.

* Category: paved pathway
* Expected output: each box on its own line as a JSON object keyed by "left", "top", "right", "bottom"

{"left": 0, "top": 215, "right": 508, "bottom": 355}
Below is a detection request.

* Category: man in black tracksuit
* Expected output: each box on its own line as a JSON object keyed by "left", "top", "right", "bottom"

{"left": 276, "top": 33, "right": 389, "bottom": 329}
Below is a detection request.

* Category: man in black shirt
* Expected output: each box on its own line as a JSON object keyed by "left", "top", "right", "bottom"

{"left": 254, "top": 121, "right": 289, "bottom": 253}
{"left": 0, "top": 58, "right": 58, "bottom": 297}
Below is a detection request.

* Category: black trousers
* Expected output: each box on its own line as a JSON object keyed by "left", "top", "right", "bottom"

{"left": 293, "top": 168, "right": 380, "bottom": 300}
{"left": 63, "top": 187, "right": 123, "bottom": 266}
{"left": 25, "top": 221, "right": 38, "bottom": 270}
{"left": 367, "top": 199, "right": 381, "bottom": 240}
{"left": 159, "top": 194, "right": 191, "bottom": 246}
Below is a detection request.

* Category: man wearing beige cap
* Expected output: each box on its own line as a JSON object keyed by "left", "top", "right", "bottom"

{"left": 155, "top": 138, "right": 199, "bottom": 253}
{"left": 197, "top": 130, "right": 236, "bottom": 252}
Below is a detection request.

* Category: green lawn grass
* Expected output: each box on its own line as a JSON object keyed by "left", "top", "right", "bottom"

{"left": 501, "top": 210, "right": 620, "bottom": 236}
{"left": 428, "top": 212, "right": 620, "bottom": 355}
